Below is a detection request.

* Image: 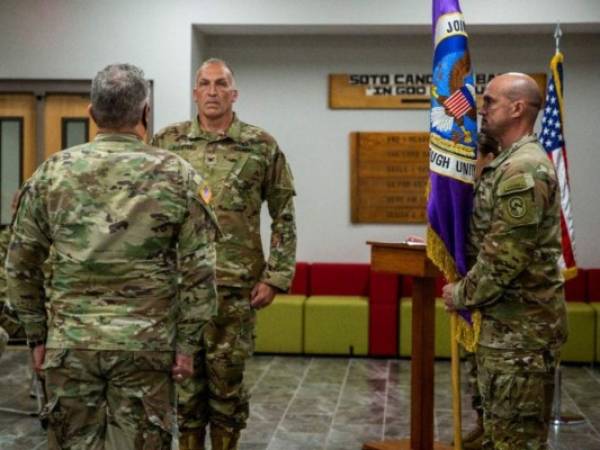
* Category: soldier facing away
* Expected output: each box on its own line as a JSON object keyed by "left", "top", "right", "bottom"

{"left": 6, "top": 63, "right": 219, "bottom": 450}
{"left": 153, "top": 58, "right": 297, "bottom": 450}
{"left": 443, "top": 73, "right": 567, "bottom": 449}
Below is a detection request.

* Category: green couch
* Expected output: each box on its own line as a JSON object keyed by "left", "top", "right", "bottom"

{"left": 255, "top": 294, "right": 306, "bottom": 354}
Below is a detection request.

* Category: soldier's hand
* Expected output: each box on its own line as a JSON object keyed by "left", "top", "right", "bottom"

{"left": 250, "top": 282, "right": 277, "bottom": 309}
{"left": 32, "top": 344, "right": 46, "bottom": 376}
{"left": 442, "top": 283, "right": 456, "bottom": 312}
{"left": 172, "top": 352, "right": 194, "bottom": 383}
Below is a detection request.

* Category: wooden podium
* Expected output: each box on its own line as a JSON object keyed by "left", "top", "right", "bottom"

{"left": 363, "top": 242, "right": 452, "bottom": 450}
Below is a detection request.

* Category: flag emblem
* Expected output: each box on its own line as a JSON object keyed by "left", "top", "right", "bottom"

{"left": 443, "top": 86, "right": 473, "bottom": 119}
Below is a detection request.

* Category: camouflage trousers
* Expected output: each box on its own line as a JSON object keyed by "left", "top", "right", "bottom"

{"left": 0, "top": 301, "right": 25, "bottom": 340}
{"left": 476, "top": 346, "right": 557, "bottom": 450}
{"left": 178, "top": 286, "right": 255, "bottom": 435}
{"left": 0, "top": 326, "right": 8, "bottom": 357}
{"left": 464, "top": 349, "right": 482, "bottom": 417}
{"left": 43, "top": 349, "right": 176, "bottom": 450}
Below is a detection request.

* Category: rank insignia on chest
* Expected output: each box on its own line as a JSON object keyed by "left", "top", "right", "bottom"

{"left": 199, "top": 183, "right": 212, "bottom": 204}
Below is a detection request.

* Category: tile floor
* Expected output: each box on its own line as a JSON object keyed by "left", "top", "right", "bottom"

{"left": 1, "top": 350, "right": 600, "bottom": 449}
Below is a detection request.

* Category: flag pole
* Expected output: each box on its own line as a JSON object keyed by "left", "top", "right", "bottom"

{"left": 450, "top": 313, "right": 462, "bottom": 450}
{"left": 554, "top": 22, "right": 562, "bottom": 55}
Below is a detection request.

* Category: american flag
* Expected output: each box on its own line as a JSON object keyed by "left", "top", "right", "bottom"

{"left": 443, "top": 87, "right": 473, "bottom": 119}
{"left": 540, "top": 51, "right": 577, "bottom": 279}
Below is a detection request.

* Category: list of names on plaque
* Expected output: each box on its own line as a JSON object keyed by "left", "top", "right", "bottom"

{"left": 350, "top": 132, "right": 429, "bottom": 224}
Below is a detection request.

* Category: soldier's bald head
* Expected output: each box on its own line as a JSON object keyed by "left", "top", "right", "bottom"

{"left": 493, "top": 73, "right": 543, "bottom": 123}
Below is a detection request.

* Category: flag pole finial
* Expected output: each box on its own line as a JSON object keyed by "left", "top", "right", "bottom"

{"left": 554, "top": 23, "right": 562, "bottom": 54}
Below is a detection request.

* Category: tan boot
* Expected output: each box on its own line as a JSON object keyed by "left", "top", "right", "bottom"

{"left": 179, "top": 429, "right": 207, "bottom": 450}
{"left": 462, "top": 416, "right": 484, "bottom": 449}
{"left": 209, "top": 425, "right": 240, "bottom": 450}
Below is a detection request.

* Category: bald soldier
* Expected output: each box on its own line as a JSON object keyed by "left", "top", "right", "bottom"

{"left": 442, "top": 73, "right": 567, "bottom": 449}
{"left": 6, "top": 63, "right": 219, "bottom": 450}
{"left": 153, "top": 58, "right": 297, "bottom": 450}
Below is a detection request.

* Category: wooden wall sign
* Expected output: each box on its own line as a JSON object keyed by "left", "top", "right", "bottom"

{"left": 330, "top": 73, "right": 546, "bottom": 110}
{"left": 351, "top": 132, "right": 430, "bottom": 224}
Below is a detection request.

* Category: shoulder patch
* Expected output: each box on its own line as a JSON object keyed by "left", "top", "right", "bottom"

{"left": 498, "top": 173, "right": 534, "bottom": 196}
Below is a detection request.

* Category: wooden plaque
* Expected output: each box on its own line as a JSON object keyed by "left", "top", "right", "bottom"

{"left": 351, "top": 132, "right": 429, "bottom": 224}
{"left": 329, "top": 73, "right": 546, "bottom": 110}
{"left": 330, "top": 74, "right": 430, "bottom": 110}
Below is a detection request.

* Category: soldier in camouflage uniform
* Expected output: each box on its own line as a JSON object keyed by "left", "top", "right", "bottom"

{"left": 459, "top": 132, "right": 500, "bottom": 449}
{"left": 0, "top": 193, "right": 27, "bottom": 355}
{"left": 443, "top": 73, "right": 567, "bottom": 449}
{"left": 6, "top": 63, "right": 219, "bottom": 450}
{"left": 153, "top": 58, "right": 296, "bottom": 450}
{"left": 0, "top": 225, "right": 11, "bottom": 357}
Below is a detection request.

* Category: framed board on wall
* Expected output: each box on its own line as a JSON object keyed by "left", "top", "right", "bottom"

{"left": 350, "top": 131, "right": 429, "bottom": 224}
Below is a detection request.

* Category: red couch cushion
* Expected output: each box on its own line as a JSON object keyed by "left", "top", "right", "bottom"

{"left": 565, "top": 268, "right": 586, "bottom": 302}
{"left": 289, "top": 262, "right": 309, "bottom": 295}
{"left": 369, "top": 303, "right": 398, "bottom": 356}
{"left": 310, "top": 263, "right": 370, "bottom": 296}
{"left": 369, "top": 271, "right": 399, "bottom": 305}
{"left": 587, "top": 269, "right": 600, "bottom": 302}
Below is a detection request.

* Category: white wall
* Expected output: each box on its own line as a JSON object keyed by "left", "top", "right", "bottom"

{"left": 1, "top": 0, "right": 599, "bottom": 267}
{"left": 206, "top": 33, "right": 600, "bottom": 266}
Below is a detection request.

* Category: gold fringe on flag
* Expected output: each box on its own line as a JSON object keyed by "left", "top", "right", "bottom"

{"left": 563, "top": 266, "right": 578, "bottom": 281}
{"left": 426, "top": 226, "right": 459, "bottom": 282}
{"left": 426, "top": 226, "right": 481, "bottom": 352}
{"left": 455, "top": 310, "right": 481, "bottom": 353}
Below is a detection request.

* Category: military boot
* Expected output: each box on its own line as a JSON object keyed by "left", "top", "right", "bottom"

{"left": 179, "top": 428, "right": 207, "bottom": 450}
{"left": 462, "top": 416, "right": 484, "bottom": 450}
{"left": 209, "top": 425, "right": 240, "bottom": 450}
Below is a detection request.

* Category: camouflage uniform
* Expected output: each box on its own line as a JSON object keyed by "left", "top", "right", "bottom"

{"left": 0, "top": 226, "right": 10, "bottom": 356}
{"left": 6, "top": 133, "right": 219, "bottom": 450}
{"left": 0, "top": 225, "right": 24, "bottom": 356}
{"left": 453, "top": 134, "right": 568, "bottom": 449}
{"left": 153, "top": 115, "right": 296, "bottom": 447}
{"left": 0, "top": 324, "right": 7, "bottom": 357}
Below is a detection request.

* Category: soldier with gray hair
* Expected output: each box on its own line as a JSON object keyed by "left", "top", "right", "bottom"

{"left": 442, "top": 73, "right": 567, "bottom": 449}
{"left": 6, "top": 63, "right": 219, "bottom": 450}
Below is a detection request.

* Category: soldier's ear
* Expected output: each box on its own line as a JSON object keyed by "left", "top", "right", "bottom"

{"left": 142, "top": 103, "right": 150, "bottom": 130}
{"left": 88, "top": 104, "right": 98, "bottom": 125}
{"left": 511, "top": 99, "right": 526, "bottom": 119}
{"left": 231, "top": 89, "right": 239, "bottom": 103}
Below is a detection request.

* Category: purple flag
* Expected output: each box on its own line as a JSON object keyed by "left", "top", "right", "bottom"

{"left": 428, "top": 0, "right": 480, "bottom": 350}
{"left": 427, "top": 0, "right": 477, "bottom": 281}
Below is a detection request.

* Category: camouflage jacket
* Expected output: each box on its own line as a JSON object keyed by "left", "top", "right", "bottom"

{"left": 0, "top": 225, "right": 10, "bottom": 305}
{"left": 6, "top": 133, "right": 219, "bottom": 354}
{"left": 453, "top": 134, "right": 568, "bottom": 351}
{"left": 152, "top": 115, "right": 297, "bottom": 291}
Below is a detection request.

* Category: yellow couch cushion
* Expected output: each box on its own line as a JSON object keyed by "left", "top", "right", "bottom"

{"left": 560, "top": 302, "right": 595, "bottom": 363}
{"left": 399, "top": 298, "right": 451, "bottom": 358}
{"left": 304, "top": 296, "right": 369, "bottom": 355}
{"left": 255, "top": 294, "right": 306, "bottom": 354}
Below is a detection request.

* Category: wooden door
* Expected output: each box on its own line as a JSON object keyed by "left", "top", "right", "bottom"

{"left": 44, "top": 94, "right": 98, "bottom": 160}
{"left": 0, "top": 93, "right": 37, "bottom": 224}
